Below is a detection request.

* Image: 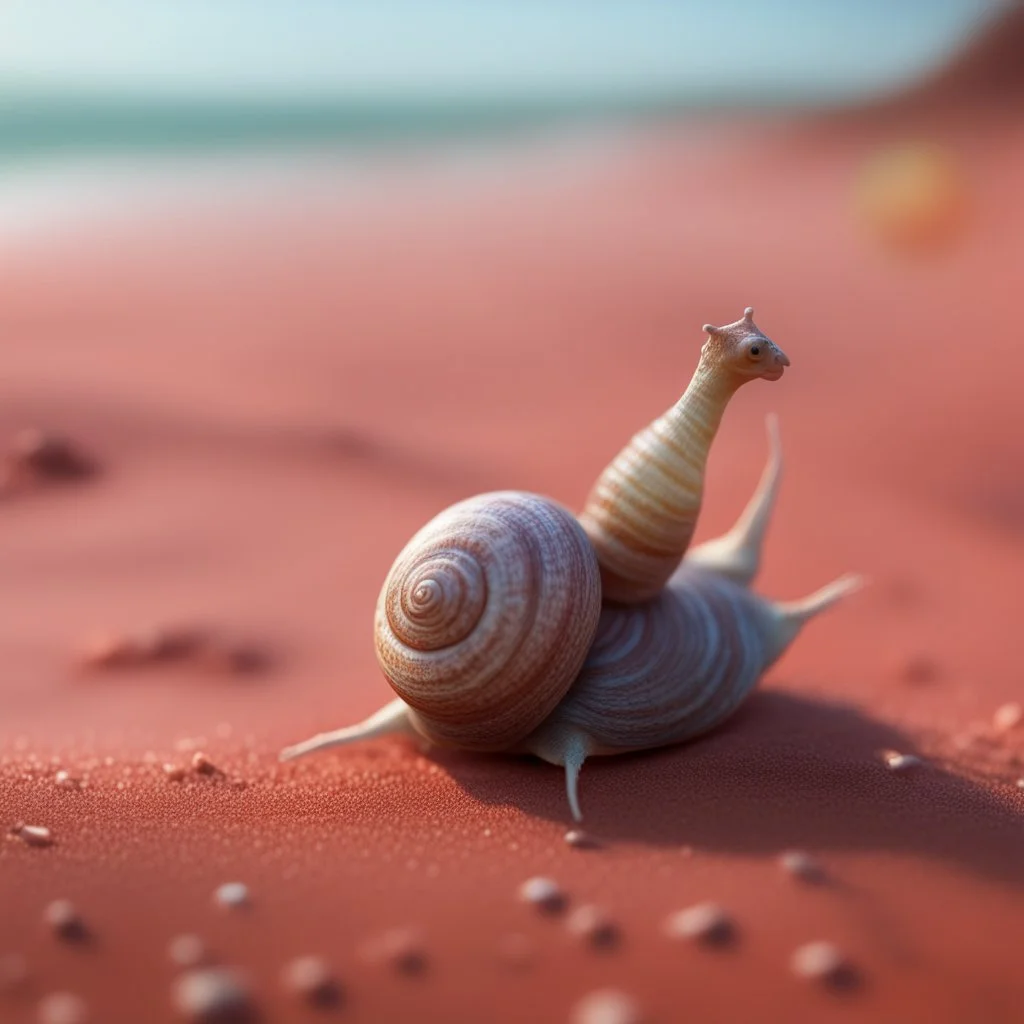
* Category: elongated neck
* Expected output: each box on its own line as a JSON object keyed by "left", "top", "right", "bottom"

{"left": 578, "top": 351, "right": 745, "bottom": 604}
{"left": 661, "top": 358, "right": 739, "bottom": 470}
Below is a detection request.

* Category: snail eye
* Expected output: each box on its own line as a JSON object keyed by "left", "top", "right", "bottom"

{"left": 749, "top": 345, "right": 761, "bottom": 358}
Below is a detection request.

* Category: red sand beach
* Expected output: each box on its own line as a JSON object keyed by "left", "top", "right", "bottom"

{"left": 3, "top": 21, "right": 1024, "bottom": 1022}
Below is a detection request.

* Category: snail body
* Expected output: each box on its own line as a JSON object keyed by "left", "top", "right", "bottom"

{"left": 281, "top": 309, "right": 859, "bottom": 822}
{"left": 523, "top": 565, "right": 859, "bottom": 820}
{"left": 527, "top": 416, "right": 859, "bottom": 820}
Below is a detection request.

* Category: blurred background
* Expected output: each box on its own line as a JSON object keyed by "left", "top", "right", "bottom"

{"left": 3, "top": 5, "right": 1024, "bottom": 1023}
{"left": 1, "top": 0, "right": 1021, "bottom": 747}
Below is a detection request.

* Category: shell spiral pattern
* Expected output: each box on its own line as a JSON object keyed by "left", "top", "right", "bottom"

{"left": 537, "top": 564, "right": 776, "bottom": 754}
{"left": 374, "top": 491, "right": 603, "bottom": 752}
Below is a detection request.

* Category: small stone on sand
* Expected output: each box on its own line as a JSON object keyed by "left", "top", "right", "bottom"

{"left": 360, "top": 927, "right": 426, "bottom": 974}
{"left": 164, "top": 764, "right": 187, "bottom": 783}
{"left": 564, "top": 829, "right": 602, "bottom": 849}
{"left": 37, "top": 991, "right": 90, "bottom": 1024}
{"left": 213, "top": 883, "right": 250, "bottom": 910}
{"left": 11, "top": 429, "right": 95, "bottom": 480}
{"left": 11, "top": 823, "right": 54, "bottom": 847}
{"left": 518, "top": 876, "right": 567, "bottom": 913}
{"left": 44, "top": 900, "right": 88, "bottom": 942}
{"left": 663, "top": 902, "right": 734, "bottom": 946}
{"left": 54, "top": 770, "right": 79, "bottom": 790}
{"left": 281, "top": 955, "right": 342, "bottom": 1006}
{"left": 191, "top": 752, "right": 219, "bottom": 776}
{"left": 173, "top": 967, "right": 255, "bottom": 1023}
{"left": 778, "top": 850, "right": 827, "bottom": 884}
{"left": 571, "top": 988, "right": 643, "bottom": 1024}
{"left": 169, "top": 935, "right": 210, "bottom": 969}
{"left": 566, "top": 905, "right": 619, "bottom": 949}
{"left": 994, "top": 702, "right": 1022, "bottom": 732}
{"left": 884, "top": 753, "right": 922, "bottom": 772}
{"left": 790, "top": 941, "right": 858, "bottom": 988}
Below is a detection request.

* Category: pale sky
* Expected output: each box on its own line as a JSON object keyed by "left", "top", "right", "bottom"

{"left": 0, "top": 0, "right": 1003, "bottom": 101}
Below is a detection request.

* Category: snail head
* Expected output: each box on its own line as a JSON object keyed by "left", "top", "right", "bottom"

{"left": 701, "top": 307, "right": 790, "bottom": 382}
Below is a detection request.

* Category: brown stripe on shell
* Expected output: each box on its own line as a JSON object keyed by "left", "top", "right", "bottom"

{"left": 375, "top": 492, "right": 602, "bottom": 751}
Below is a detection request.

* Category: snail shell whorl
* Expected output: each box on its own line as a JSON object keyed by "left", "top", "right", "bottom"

{"left": 374, "top": 491, "right": 602, "bottom": 752}
{"left": 537, "top": 564, "right": 774, "bottom": 754}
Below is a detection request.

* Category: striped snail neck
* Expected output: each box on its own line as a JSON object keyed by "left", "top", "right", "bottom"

{"left": 659, "top": 354, "right": 741, "bottom": 470}
{"left": 579, "top": 307, "right": 789, "bottom": 604}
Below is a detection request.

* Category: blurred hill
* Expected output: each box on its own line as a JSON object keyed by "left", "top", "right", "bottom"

{"left": 905, "top": 2, "right": 1024, "bottom": 103}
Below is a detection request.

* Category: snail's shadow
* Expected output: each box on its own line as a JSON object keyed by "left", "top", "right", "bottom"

{"left": 437, "top": 690, "right": 1024, "bottom": 888}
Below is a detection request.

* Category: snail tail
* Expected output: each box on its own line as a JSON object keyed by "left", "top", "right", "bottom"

{"left": 279, "top": 698, "right": 414, "bottom": 761}
{"left": 766, "top": 572, "right": 864, "bottom": 661}
{"left": 781, "top": 572, "right": 864, "bottom": 623}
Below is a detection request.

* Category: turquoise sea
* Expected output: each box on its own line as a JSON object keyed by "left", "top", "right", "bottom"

{"left": 0, "top": 1, "right": 1001, "bottom": 160}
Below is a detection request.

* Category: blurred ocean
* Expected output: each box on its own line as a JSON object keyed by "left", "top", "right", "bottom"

{"left": 0, "top": 1, "right": 1000, "bottom": 159}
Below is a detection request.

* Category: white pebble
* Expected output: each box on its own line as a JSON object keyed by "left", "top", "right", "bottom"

{"left": 565, "top": 905, "right": 619, "bottom": 948}
{"left": 168, "top": 934, "right": 210, "bottom": 968}
{"left": 884, "top": 753, "right": 922, "bottom": 772}
{"left": 564, "top": 829, "right": 602, "bottom": 849}
{"left": 14, "top": 824, "right": 54, "bottom": 847}
{"left": 173, "top": 968, "right": 254, "bottom": 1022}
{"left": 38, "top": 992, "right": 90, "bottom": 1024}
{"left": 790, "top": 941, "right": 855, "bottom": 986}
{"left": 518, "top": 876, "right": 566, "bottom": 913}
{"left": 778, "top": 850, "right": 826, "bottom": 884}
{"left": 571, "top": 988, "right": 643, "bottom": 1024}
{"left": 44, "top": 900, "right": 87, "bottom": 941}
{"left": 281, "top": 955, "right": 341, "bottom": 1006}
{"left": 663, "top": 902, "right": 734, "bottom": 945}
{"left": 213, "top": 883, "right": 249, "bottom": 910}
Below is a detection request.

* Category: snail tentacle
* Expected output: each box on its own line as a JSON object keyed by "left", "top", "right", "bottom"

{"left": 763, "top": 572, "right": 865, "bottom": 663}
{"left": 279, "top": 698, "right": 415, "bottom": 761}
{"left": 685, "top": 413, "right": 782, "bottom": 586}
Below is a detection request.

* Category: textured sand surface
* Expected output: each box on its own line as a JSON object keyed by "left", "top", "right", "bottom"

{"left": 2, "top": 73, "right": 1024, "bottom": 1023}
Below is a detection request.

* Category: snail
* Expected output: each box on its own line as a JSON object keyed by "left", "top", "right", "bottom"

{"left": 281, "top": 309, "right": 859, "bottom": 821}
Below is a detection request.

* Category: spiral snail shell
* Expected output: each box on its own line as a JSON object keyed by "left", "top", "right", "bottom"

{"left": 281, "top": 308, "right": 859, "bottom": 822}
{"left": 374, "top": 491, "right": 601, "bottom": 751}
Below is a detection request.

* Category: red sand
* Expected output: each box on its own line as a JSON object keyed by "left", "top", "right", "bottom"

{"left": 2, "top": 68, "right": 1024, "bottom": 1024}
